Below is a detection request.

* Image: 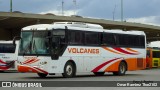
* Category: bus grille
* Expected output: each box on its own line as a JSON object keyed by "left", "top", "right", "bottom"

{"left": 137, "top": 58, "right": 143, "bottom": 68}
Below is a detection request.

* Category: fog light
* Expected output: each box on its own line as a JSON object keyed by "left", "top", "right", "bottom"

{"left": 44, "top": 62, "right": 47, "bottom": 64}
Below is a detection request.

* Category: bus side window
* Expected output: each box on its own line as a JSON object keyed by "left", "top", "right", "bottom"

{"left": 69, "top": 31, "right": 84, "bottom": 45}
{"left": 85, "top": 32, "right": 100, "bottom": 45}
{"left": 102, "top": 33, "right": 116, "bottom": 46}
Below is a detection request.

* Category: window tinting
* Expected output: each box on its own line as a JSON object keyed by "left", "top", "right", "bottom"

{"left": 139, "top": 36, "right": 145, "bottom": 47}
{"left": 102, "top": 33, "right": 116, "bottom": 46}
{"left": 116, "top": 34, "right": 129, "bottom": 46}
{"left": 69, "top": 31, "right": 84, "bottom": 45}
{"left": 128, "top": 35, "right": 140, "bottom": 47}
{"left": 85, "top": 32, "right": 99, "bottom": 45}
{"left": 0, "top": 44, "right": 16, "bottom": 53}
{"left": 68, "top": 30, "right": 145, "bottom": 48}
{"left": 115, "top": 34, "right": 145, "bottom": 48}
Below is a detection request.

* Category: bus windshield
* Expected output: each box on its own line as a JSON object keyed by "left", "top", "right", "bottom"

{"left": 19, "top": 31, "right": 50, "bottom": 55}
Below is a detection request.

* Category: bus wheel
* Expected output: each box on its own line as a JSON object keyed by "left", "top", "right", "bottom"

{"left": 37, "top": 73, "right": 48, "bottom": 78}
{"left": 113, "top": 61, "right": 127, "bottom": 76}
{"left": 94, "top": 72, "right": 105, "bottom": 76}
{"left": 62, "top": 62, "right": 75, "bottom": 78}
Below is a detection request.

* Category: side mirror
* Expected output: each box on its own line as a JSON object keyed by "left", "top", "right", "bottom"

{"left": 51, "top": 50, "right": 59, "bottom": 60}
{"left": 13, "top": 36, "right": 21, "bottom": 45}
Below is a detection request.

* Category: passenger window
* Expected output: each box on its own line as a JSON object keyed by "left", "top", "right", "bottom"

{"left": 69, "top": 31, "right": 84, "bottom": 45}
{"left": 102, "top": 33, "right": 116, "bottom": 46}
{"left": 85, "top": 32, "right": 99, "bottom": 45}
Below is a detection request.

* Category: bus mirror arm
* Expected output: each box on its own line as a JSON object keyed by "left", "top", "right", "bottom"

{"left": 13, "top": 36, "right": 21, "bottom": 45}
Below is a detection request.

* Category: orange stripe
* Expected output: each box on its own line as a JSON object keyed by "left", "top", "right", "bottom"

{"left": 125, "top": 48, "right": 138, "bottom": 53}
{"left": 104, "top": 60, "right": 121, "bottom": 72}
{"left": 102, "top": 47, "right": 124, "bottom": 55}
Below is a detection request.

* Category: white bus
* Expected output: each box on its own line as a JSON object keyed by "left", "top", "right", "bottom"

{"left": 0, "top": 41, "right": 19, "bottom": 71}
{"left": 16, "top": 22, "right": 146, "bottom": 78}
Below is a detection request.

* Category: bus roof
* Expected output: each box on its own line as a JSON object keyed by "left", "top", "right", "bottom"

{"left": 22, "top": 22, "right": 145, "bottom": 35}
{"left": 0, "top": 41, "right": 13, "bottom": 43}
{"left": 148, "top": 41, "right": 160, "bottom": 48}
{"left": 0, "top": 40, "right": 19, "bottom": 44}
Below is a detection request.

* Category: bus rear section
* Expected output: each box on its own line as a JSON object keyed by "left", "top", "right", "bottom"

{"left": 0, "top": 41, "right": 19, "bottom": 71}
{"left": 17, "top": 22, "right": 146, "bottom": 78}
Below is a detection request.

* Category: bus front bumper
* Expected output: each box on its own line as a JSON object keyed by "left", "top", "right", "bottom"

{"left": 17, "top": 65, "right": 48, "bottom": 74}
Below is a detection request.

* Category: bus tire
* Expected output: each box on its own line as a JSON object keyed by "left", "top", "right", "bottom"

{"left": 62, "top": 62, "right": 76, "bottom": 78}
{"left": 113, "top": 61, "right": 127, "bottom": 76}
{"left": 93, "top": 72, "right": 105, "bottom": 76}
{"left": 37, "top": 73, "right": 48, "bottom": 78}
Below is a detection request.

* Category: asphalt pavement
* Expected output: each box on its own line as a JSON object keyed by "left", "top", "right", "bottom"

{"left": 0, "top": 68, "right": 159, "bottom": 90}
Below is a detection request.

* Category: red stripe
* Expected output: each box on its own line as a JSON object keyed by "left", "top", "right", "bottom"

{"left": 0, "top": 61, "right": 15, "bottom": 70}
{"left": 113, "top": 48, "right": 137, "bottom": 55}
{"left": 92, "top": 58, "right": 121, "bottom": 72}
{"left": 22, "top": 59, "right": 32, "bottom": 64}
{"left": 23, "top": 59, "right": 36, "bottom": 64}
{"left": 33, "top": 67, "right": 48, "bottom": 74}
{"left": 0, "top": 59, "right": 7, "bottom": 64}
{"left": 27, "top": 59, "right": 39, "bottom": 64}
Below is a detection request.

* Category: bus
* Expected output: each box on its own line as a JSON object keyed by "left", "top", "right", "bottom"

{"left": 0, "top": 41, "right": 19, "bottom": 71}
{"left": 147, "top": 48, "right": 160, "bottom": 68}
{"left": 16, "top": 22, "right": 146, "bottom": 78}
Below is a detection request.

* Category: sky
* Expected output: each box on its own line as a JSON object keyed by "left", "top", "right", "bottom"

{"left": 0, "top": 0, "right": 160, "bottom": 25}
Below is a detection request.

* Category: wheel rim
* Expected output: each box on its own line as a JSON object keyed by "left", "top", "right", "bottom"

{"left": 66, "top": 65, "right": 72, "bottom": 75}
{"left": 120, "top": 64, "right": 125, "bottom": 73}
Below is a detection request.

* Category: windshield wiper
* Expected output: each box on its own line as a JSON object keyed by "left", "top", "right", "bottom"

{"left": 23, "top": 41, "right": 32, "bottom": 56}
{"left": 33, "top": 40, "right": 38, "bottom": 57}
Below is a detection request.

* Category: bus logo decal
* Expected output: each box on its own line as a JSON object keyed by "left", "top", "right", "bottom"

{"left": 92, "top": 58, "right": 122, "bottom": 72}
{"left": 102, "top": 47, "right": 124, "bottom": 55}
{"left": 22, "top": 58, "right": 39, "bottom": 65}
{"left": 102, "top": 47, "right": 139, "bottom": 55}
{"left": 68, "top": 48, "right": 99, "bottom": 54}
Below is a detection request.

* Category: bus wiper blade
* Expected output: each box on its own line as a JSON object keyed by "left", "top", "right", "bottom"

{"left": 23, "top": 41, "right": 32, "bottom": 56}
{"left": 33, "top": 40, "right": 38, "bottom": 57}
